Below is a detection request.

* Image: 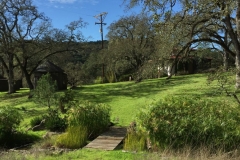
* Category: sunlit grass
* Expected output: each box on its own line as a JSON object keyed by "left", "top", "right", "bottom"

{"left": 1, "top": 73, "right": 240, "bottom": 159}
{"left": 1, "top": 74, "right": 238, "bottom": 127}
{"left": 75, "top": 74, "right": 238, "bottom": 126}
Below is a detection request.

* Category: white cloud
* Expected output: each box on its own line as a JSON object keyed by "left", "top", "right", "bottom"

{"left": 49, "top": 0, "right": 77, "bottom": 3}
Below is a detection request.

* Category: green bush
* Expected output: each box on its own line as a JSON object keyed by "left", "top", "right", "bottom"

{"left": 0, "top": 106, "right": 23, "bottom": 137}
{"left": 58, "top": 89, "right": 75, "bottom": 113}
{"left": 94, "top": 76, "right": 103, "bottom": 84}
{"left": 106, "top": 71, "right": 116, "bottom": 83}
{"left": 32, "top": 73, "right": 57, "bottom": 108}
{"left": 44, "top": 109, "right": 67, "bottom": 132}
{"left": 30, "top": 116, "right": 43, "bottom": 127}
{"left": 137, "top": 97, "right": 240, "bottom": 150}
{"left": 56, "top": 126, "right": 87, "bottom": 149}
{"left": 118, "top": 74, "right": 132, "bottom": 82}
{"left": 67, "top": 101, "right": 111, "bottom": 139}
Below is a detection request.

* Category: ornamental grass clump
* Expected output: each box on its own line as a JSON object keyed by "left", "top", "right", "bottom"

{"left": 137, "top": 96, "right": 240, "bottom": 151}
{"left": 56, "top": 126, "right": 87, "bottom": 149}
{"left": 123, "top": 132, "right": 147, "bottom": 152}
{"left": 67, "top": 101, "right": 111, "bottom": 139}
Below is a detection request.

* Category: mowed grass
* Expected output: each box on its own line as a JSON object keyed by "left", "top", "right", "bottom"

{"left": 1, "top": 73, "right": 240, "bottom": 160}
{"left": 0, "top": 73, "right": 238, "bottom": 127}
{"left": 75, "top": 73, "right": 237, "bottom": 126}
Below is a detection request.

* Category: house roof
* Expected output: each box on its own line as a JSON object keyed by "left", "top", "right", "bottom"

{"left": 35, "top": 60, "right": 65, "bottom": 73}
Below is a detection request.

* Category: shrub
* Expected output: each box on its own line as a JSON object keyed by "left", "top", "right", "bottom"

{"left": 58, "top": 89, "right": 75, "bottom": 113}
{"left": 55, "top": 126, "right": 87, "bottom": 149}
{"left": 94, "top": 76, "right": 103, "bottom": 84}
{"left": 44, "top": 109, "right": 67, "bottom": 132}
{"left": 32, "top": 73, "right": 57, "bottom": 108}
{"left": 119, "top": 74, "right": 132, "bottom": 82}
{"left": 67, "top": 101, "right": 111, "bottom": 139}
{"left": 105, "top": 71, "right": 116, "bottom": 83}
{"left": 0, "top": 106, "right": 23, "bottom": 137}
{"left": 137, "top": 96, "right": 240, "bottom": 150}
{"left": 30, "top": 116, "right": 43, "bottom": 127}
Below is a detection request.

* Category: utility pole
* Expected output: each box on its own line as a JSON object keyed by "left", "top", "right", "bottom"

{"left": 94, "top": 12, "right": 107, "bottom": 83}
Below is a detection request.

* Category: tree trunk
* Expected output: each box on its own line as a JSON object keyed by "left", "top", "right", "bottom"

{"left": 236, "top": 0, "right": 240, "bottom": 90}
{"left": 14, "top": 55, "right": 34, "bottom": 90}
{"left": 223, "top": 31, "right": 229, "bottom": 71}
{"left": 8, "top": 53, "right": 15, "bottom": 93}
{"left": 25, "top": 72, "right": 34, "bottom": 90}
{"left": 223, "top": 51, "right": 229, "bottom": 71}
{"left": 236, "top": 54, "right": 240, "bottom": 89}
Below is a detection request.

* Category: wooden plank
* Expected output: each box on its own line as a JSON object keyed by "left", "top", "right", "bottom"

{"left": 84, "top": 127, "right": 127, "bottom": 150}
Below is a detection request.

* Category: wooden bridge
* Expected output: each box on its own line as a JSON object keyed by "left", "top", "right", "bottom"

{"left": 84, "top": 127, "right": 127, "bottom": 150}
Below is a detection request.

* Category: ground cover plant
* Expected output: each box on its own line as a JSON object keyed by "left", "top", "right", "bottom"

{"left": 1, "top": 73, "right": 240, "bottom": 159}
{"left": 136, "top": 96, "right": 240, "bottom": 151}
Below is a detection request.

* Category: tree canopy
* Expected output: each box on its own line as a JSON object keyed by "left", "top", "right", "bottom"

{"left": 124, "top": 0, "right": 240, "bottom": 88}
{"left": 0, "top": 0, "right": 87, "bottom": 93}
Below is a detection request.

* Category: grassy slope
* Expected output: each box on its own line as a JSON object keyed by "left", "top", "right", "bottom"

{"left": 0, "top": 73, "right": 239, "bottom": 160}
{"left": 75, "top": 73, "right": 237, "bottom": 126}
{"left": 0, "top": 73, "right": 237, "bottom": 127}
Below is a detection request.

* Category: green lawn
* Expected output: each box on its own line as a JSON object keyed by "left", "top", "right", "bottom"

{"left": 0, "top": 73, "right": 238, "bottom": 127}
{"left": 0, "top": 73, "right": 239, "bottom": 159}
{"left": 75, "top": 73, "right": 238, "bottom": 126}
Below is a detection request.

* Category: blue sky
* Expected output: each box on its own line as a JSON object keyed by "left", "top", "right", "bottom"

{"left": 33, "top": 0, "right": 143, "bottom": 41}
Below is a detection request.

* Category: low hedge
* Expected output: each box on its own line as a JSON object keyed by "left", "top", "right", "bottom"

{"left": 137, "top": 97, "right": 240, "bottom": 150}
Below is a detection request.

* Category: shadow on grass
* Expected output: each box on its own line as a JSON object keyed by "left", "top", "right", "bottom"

{"left": 73, "top": 75, "right": 204, "bottom": 104}
{"left": 0, "top": 132, "right": 41, "bottom": 149}
{"left": 0, "top": 91, "right": 30, "bottom": 100}
{"left": 18, "top": 108, "right": 48, "bottom": 118}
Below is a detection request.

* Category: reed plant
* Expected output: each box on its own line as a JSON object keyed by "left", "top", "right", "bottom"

{"left": 56, "top": 126, "right": 88, "bottom": 149}
{"left": 123, "top": 131, "right": 146, "bottom": 152}
{"left": 67, "top": 101, "right": 111, "bottom": 139}
{"left": 137, "top": 96, "right": 240, "bottom": 151}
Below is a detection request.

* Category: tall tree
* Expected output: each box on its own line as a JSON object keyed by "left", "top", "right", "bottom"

{"left": 15, "top": 18, "right": 87, "bottom": 90}
{"left": 0, "top": 0, "right": 87, "bottom": 92}
{"left": 0, "top": 0, "right": 48, "bottom": 93}
{"left": 107, "top": 14, "right": 155, "bottom": 80}
{"left": 125, "top": 0, "right": 240, "bottom": 89}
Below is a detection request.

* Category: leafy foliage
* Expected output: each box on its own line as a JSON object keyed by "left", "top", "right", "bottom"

{"left": 137, "top": 96, "right": 240, "bottom": 150}
{"left": 67, "top": 101, "right": 111, "bottom": 139}
{"left": 32, "top": 73, "right": 57, "bottom": 108}
{"left": 94, "top": 76, "right": 103, "bottom": 84}
{"left": 0, "top": 107, "right": 38, "bottom": 149}
{"left": 207, "top": 67, "right": 235, "bottom": 91}
{"left": 107, "top": 14, "right": 156, "bottom": 80}
{"left": 105, "top": 70, "right": 116, "bottom": 83}
{"left": 0, "top": 106, "right": 23, "bottom": 136}
{"left": 58, "top": 89, "right": 75, "bottom": 113}
{"left": 207, "top": 67, "right": 240, "bottom": 103}
{"left": 64, "top": 62, "right": 84, "bottom": 87}
{"left": 30, "top": 116, "right": 44, "bottom": 128}
{"left": 43, "top": 109, "right": 67, "bottom": 132}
